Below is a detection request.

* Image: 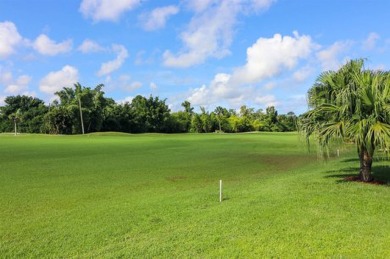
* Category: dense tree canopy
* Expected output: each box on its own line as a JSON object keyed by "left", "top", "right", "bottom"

{"left": 299, "top": 59, "right": 390, "bottom": 182}
{"left": 0, "top": 95, "right": 48, "bottom": 134}
{"left": 0, "top": 83, "right": 298, "bottom": 135}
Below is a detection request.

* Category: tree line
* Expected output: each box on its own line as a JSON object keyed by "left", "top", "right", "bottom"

{"left": 0, "top": 83, "right": 297, "bottom": 134}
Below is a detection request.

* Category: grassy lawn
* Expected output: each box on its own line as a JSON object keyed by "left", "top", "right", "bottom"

{"left": 0, "top": 132, "right": 389, "bottom": 257}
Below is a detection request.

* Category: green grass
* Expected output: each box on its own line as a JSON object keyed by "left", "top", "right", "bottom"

{"left": 0, "top": 132, "right": 389, "bottom": 257}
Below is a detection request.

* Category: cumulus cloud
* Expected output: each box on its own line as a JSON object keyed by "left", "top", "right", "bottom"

{"left": 80, "top": 0, "right": 141, "bottom": 22}
{"left": 97, "top": 44, "right": 128, "bottom": 76}
{"left": 254, "top": 95, "right": 278, "bottom": 107}
{"left": 186, "top": 0, "right": 215, "bottom": 13}
{"left": 316, "top": 41, "right": 352, "bottom": 71}
{"left": 164, "top": 0, "right": 275, "bottom": 68}
{"left": 0, "top": 21, "right": 23, "bottom": 58}
{"left": 78, "top": 39, "right": 105, "bottom": 53}
{"left": 187, "top": 32, "right": 313, "bottom": 108}
{"left": 33, "top": 34, "right": 72, "bottom": 56}
{"left": 4, "top": 75, "right": 31, "bottom": 94}
{"left": 230, "top": 32, "right": 315, "bottom": 85}
{"left": 292, "top": 66, "right": 314, "bottom": 82}
{"left": 0, "top": 67, "right": 31, "bottom": 95}
{"left": 150, "top": 82, "right": 158, "bottom": 90}
{"left": 187, "top": 73, "right": 250, "bottom": 107}
{"left": 250, "top": 0, "right": 276, "bottom": 10}
{"left": 0, "top": 70, "right": 13, "bottom": 85}
{"left": 117, "top": 75, "right": 142, "bottom": 92}
{"left": 39, "top": 65, "right": 79, "bottom": 95}
{"left": 125, "top": 81, "right": 142, "bottom": 91}
{"left": 140, "top": 5, "right": 179, "bottom": 31}
{"left": 362, "top": 32, "right": 380, "bottom": 50}
{"left": 187, "top": 85, "right": 212, "bottom": 106}
{"left": 186, "top": 0, "right": 274, "bottom": 13}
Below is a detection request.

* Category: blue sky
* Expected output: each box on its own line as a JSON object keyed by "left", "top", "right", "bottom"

{"left": 1, "top": 0, "right": 389, "bottom": 114}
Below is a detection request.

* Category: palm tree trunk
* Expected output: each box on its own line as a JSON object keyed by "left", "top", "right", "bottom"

{"left": 78, "top": 97, "right": 85, "bottom": 135}
{"left": 358, "top": 148, "right": 373, "bottom": 182}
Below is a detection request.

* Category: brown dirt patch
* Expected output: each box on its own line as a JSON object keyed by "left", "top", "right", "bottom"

{"left": 344, "top": 176, "right": 387, "bottom": 185}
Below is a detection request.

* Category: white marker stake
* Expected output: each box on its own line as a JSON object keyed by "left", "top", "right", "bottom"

{"left": 219, "top": 180, "right": 222, "bottom": 202}
{"left": 337, "top": 149, "right": 340, "bottom": 157}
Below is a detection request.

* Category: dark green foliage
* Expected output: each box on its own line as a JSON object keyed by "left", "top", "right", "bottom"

{"left": 0, "top": 95, "right": 47, "bottom": 133}
{"left": 299, "top": 59, "right": 390, "bottom": 182}
{"left": 0, "top": 84, "right": 297, "bottom": 134}
{"left": 130, "top": 95, "right": 171, "bottom": 133}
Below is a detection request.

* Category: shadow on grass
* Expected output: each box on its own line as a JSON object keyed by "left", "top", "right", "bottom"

{"left": 324, "top": 164, "right": 390, "bottom": 186}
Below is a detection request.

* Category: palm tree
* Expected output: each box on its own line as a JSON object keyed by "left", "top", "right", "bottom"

{"left": 299, "top": 59, "right": 390, "bottom": 182}
{"left": 9, "top": 109, "right": 22, "bottom": 136}
{"left": 74, "top": 83, "right": 85, "bottom": 135}
{"left": 214, "top": 106, "right": 225, "bottom": 132}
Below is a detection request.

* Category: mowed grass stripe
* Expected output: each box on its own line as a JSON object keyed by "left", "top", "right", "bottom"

{"left": 0, "top": 133, "right": 389, "bottom": 257}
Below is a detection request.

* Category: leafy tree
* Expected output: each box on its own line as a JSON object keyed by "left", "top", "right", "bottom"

{"left": 43, "top": 104, "right": 73, "bottom": 134}
{"left": 180, "top": 101, "right": 193, "bottom": 132}
{"left": 278, "top": 112, "right": 297, "bottom": 131}
{"left": 299, "top": 59, "right": 390, "bottom": 182}
{"left": 182, "top": 100, "right": 194, "bottom": 114}
{"left": 190, "top": 113, "right": 203, "bottom": 133}
{"left": 53, "top": 83, "right": 107, "bottom": 134}
{"left": 102, "top": 102, "right": 133, "bottom": 132}
{"left": 130, "top": 95, "right": 171, "bottom": 133}
{"left": 199, "top": 107, "right": 212, "bottom": 133}
{"left": 0, "top": 95, "right": 47, "bottom": 133}
{"left": 214, "top": 106, "right": 228, "bottom": 132}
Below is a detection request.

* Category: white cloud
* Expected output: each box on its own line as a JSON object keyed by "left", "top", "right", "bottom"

{"left": 4, "top": 75, "right": 31, "bottom": 94}
{"left": 186, "top": 0, "right": 215, "bottom": 13}
{"left": 97, "top": 44, "right": 128, "bottom": 76}
{"left": 254, "top": 95, "right": 277, "bottom": 107}
{"left": 117, "top": 96, "right": 134, "bottom": 104}
{"left": 78, "top": 39, "right": 105, "bottom": 53}
{"left": 316, "top": 41, "right": 352, "bottom": 71}
{"left": 150, "top": 82, "right": 158, "bottom": 90}
{"left": 140, "top": 5, "right": 179, "bottom": 31}
{"left": 250, "top": 0, "right": 276, "bottom": 10}
{"left": 80, "top": 0, "right": 141, "bottom": 22}
{"left": 209, "top": 73, "right": 235, "bottom": 98}
{"left": 362, "top": 32, "right": 380, "bottom": 50}
{"left": 0, "top": 71, "right": 13, "bottom": 85}
{"left": 0, "top": 96, "right": 5, "bottom": 106}
{"left": 187, "top": 73, "right": 248, "bottom": 107}
{"left": 104, "top": 75, "right": 142, "bottom": 93}
{"left": 187, "top": 85, "right": 212, "bottom": 106}
{"left": 164, "top": 0, "right": 275, "bottom": 68}
{"left": 292, "top": 66, "right": 314, "bottom": 82}
{"left": 0, "top": 21, "right": 22, "bottom": 59}
{"left": 186, "top": 0, "right": 275, "bottom": 13}
{"left": 125, "top": 81, "right": 142, "bottom": 91}
{"left": 39, "top": 65, "right": 79, "bottom": 95}
{"left": 230, "top": 32, "right": 315, "bottom": 85}
{"left": 118, "top": 75, "right": 142, "bottom": 92}
{"left": 33, "top": 34, "right": 72, "bottom": 56}
{"left": 186, "top": 31, "right": 314, "bottom": 109}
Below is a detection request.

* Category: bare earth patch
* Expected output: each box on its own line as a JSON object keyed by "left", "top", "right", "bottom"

{"left": 344, "top": 176, "right": 387, "bottom": 185}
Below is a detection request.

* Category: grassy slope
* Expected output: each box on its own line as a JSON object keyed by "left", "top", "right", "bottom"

{"left": 0, "top": 133, "right": 389, "bottom": 257}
